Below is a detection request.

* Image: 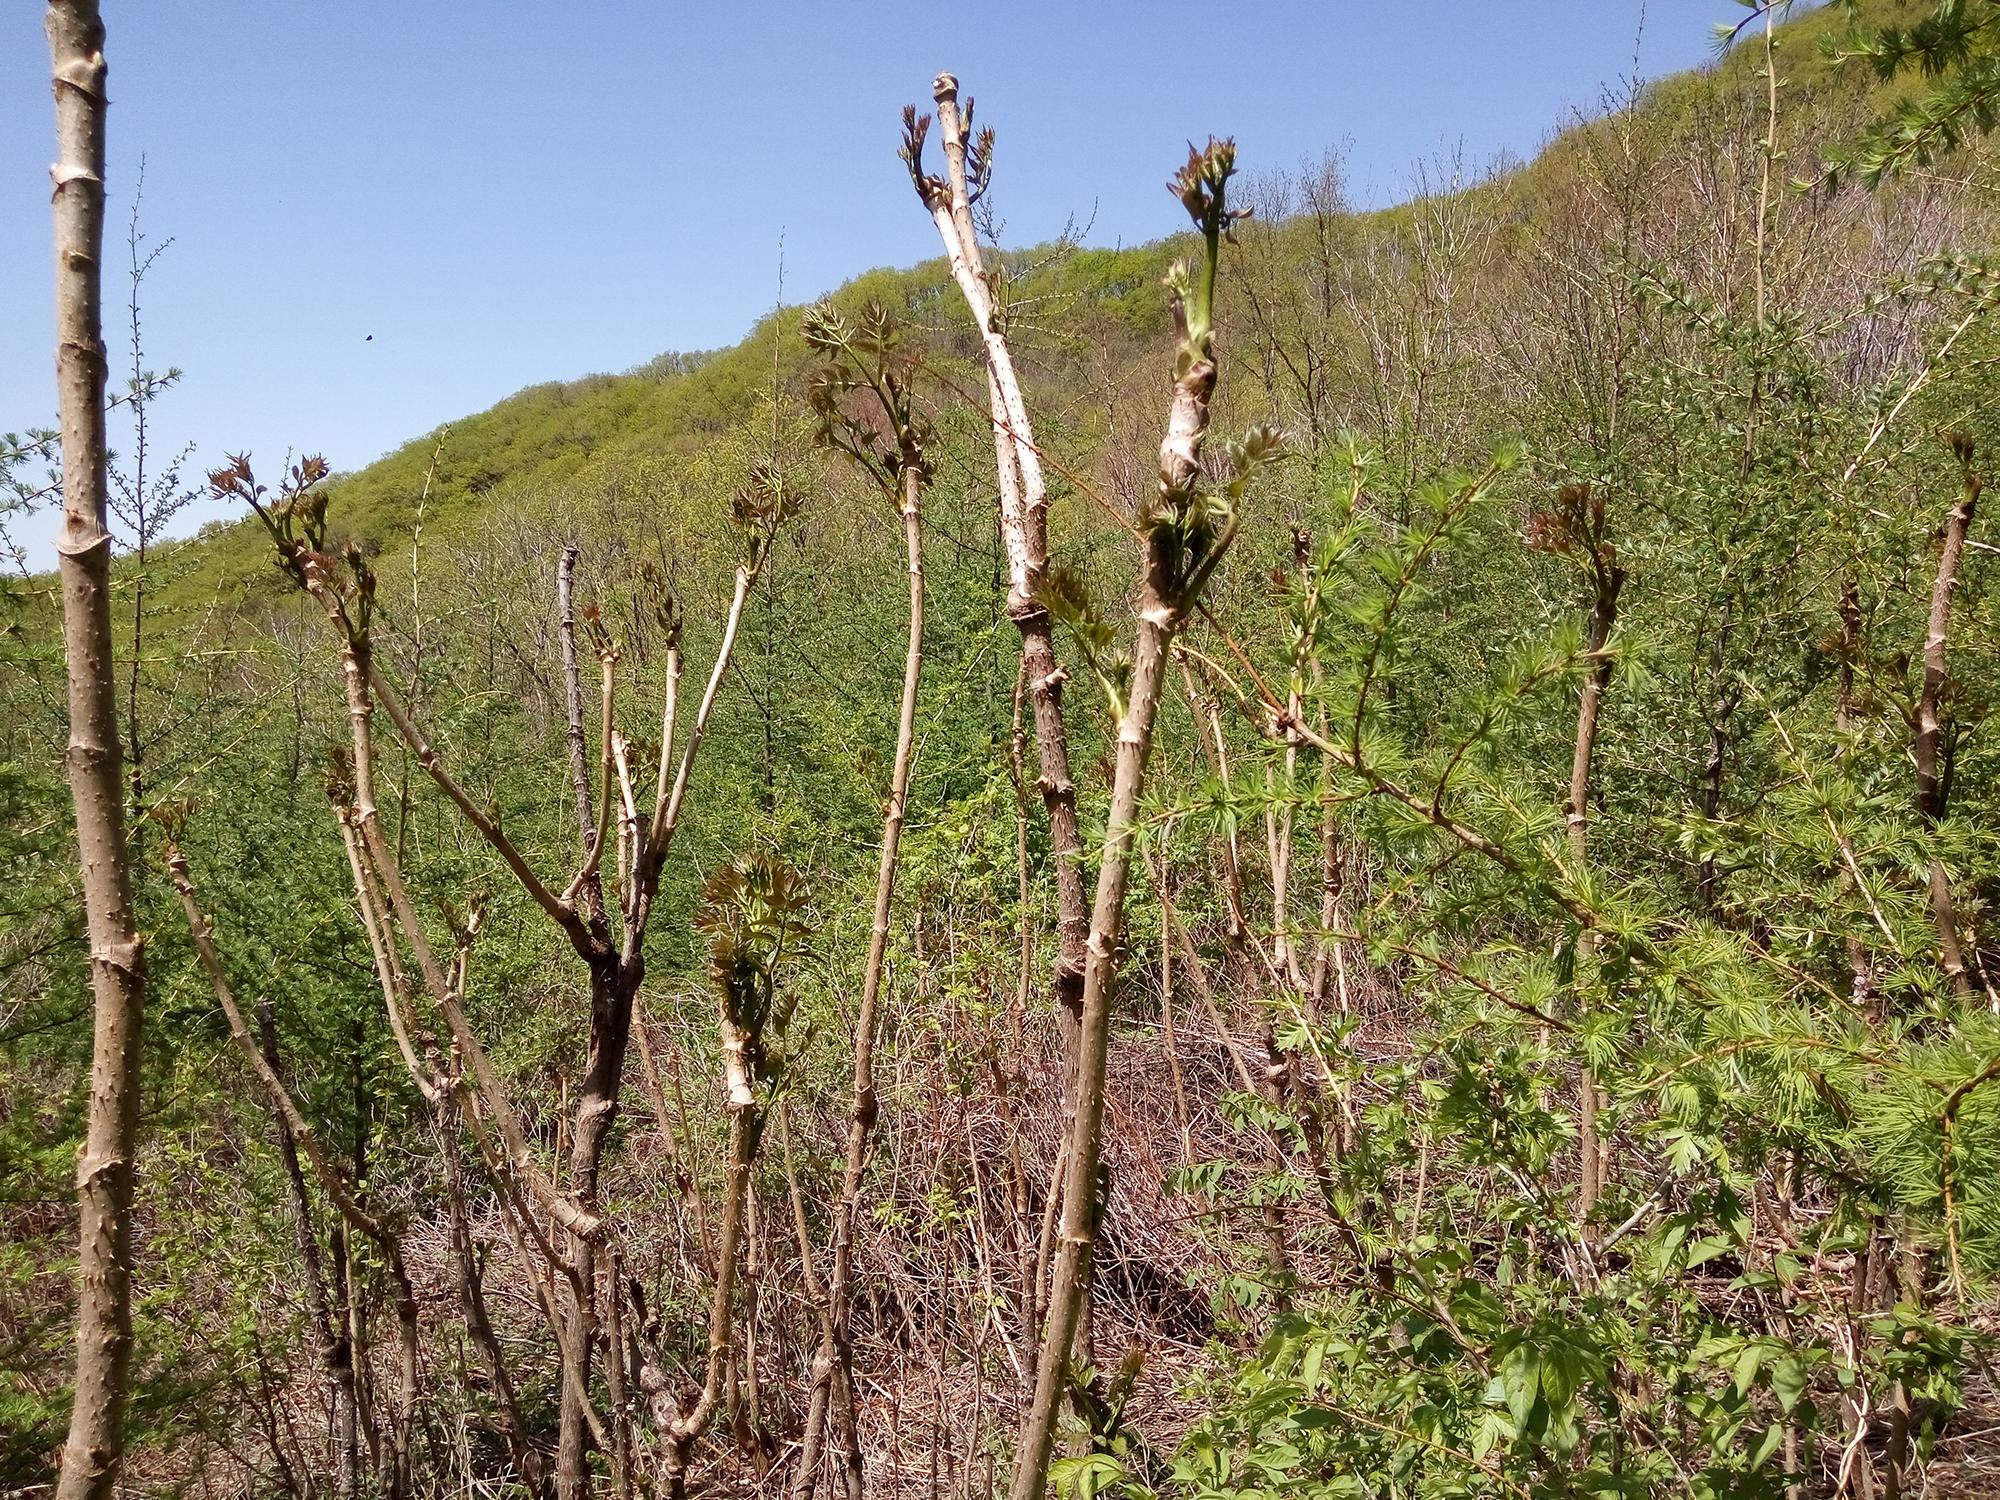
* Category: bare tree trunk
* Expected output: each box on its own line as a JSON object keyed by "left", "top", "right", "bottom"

{"left": 1009, "top": 661, "right": 1035, "bottom": 1026}
{"left": 169, "top": 848, "right": 419, "bottom": 1500}
{"left": 1012, "top": 520, "right": 1184, "bottom": 1499}
{"left": 558, "top": 967, "right": 616, "bottom": 1500}
{"left": 906, "top": 78, "right": 1089, "bottom": 1036}
{"left": 798, "top": 461, "right": 925, "bottom": 1498}
{"left": 654, "top": 1103, "right": 760, "bottom": 1499}
{"left": 436, "top": 1092, "right": 546, "bottom": 1497}
{"left": 48, "top": 8, "right": 148, "bottom": 1497}
{"left": 258, "top": 998, "right": 360, "bottom": 1500}
{"left": 1916, "top": 461, "right": 1980, "bottom": 997}
{"left": 779, "top": 1106, "right": 838, "bottom": 1500}
{"left": 601, "top": 1242, "right": 634, "bottom": 1500}
{"left": 1568, "top": 536, "right": 1624, "bottom": 1225}
{"left": 1011, "top": 141, "right": 1244, "bottom": 1500}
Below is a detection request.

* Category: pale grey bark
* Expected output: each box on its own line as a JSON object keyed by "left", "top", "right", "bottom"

{"left": 48, "top": 7, "right": 147, "bottom": 1497}
{"left": 906, "top": 77, "right": 1090, "bottom": 1028}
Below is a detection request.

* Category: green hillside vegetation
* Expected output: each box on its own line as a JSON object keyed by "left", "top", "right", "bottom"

{"left": 160, "top": 241, "right": 1183, "bottom": 606}
{"left": 11, "top": 2, "right": 2000, "bottom": 1497}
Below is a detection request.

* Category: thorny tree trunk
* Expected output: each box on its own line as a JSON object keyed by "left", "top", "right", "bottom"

{"left": 1011, "top": 141, "right": 1240, "bottom": 1500}
{"left": 777, "top": 1108, "right": 843, "bottom": 1496}
{"left": 558, "top": 958, "right": 620, "bottom": 1500}
{"left": 555, "top": 1276, "right": 594, "bottom": 1495}
{"left": 258, "top": 997, "right": 360, "bottom": 1500}
{"left": 601, "top": 1243, "right": 634, "bottom": 1500}
{"left": 909, "top": 75, "right": 1089, "bottom": 1035}
{"left": 1915, "top": 463, "right": 1981, "bottom": 998}
{"left": 1570, "top": 559, "right": 1624, "bottom": 1224}
{"left": 552, "top": 590, "right": 619, "bottom": 1498}
{"left": 435, "top": 1092, "right": 545, "bottom": 1498}
{"left": 907, "top": 79, "right": 1105, "bottom": 1364}
{"left": 48, "top": 7, "right": 148, "bottom": 1498}
{"left": 652, "top": 1100, "right": 761, "bottom": 1498}
{"left": 797, "top": 463, "right": 925, "bottom": 1497}
{"left": 169, "top": 849, "right": 419, "bottom": 1500}
{"left": 1012, "top": 421, "right": 1211, "bottom": 1500}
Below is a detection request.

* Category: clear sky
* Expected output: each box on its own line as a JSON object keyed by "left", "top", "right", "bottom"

{"left": 1, "top": 2, "right": 1741, "bottom": 564}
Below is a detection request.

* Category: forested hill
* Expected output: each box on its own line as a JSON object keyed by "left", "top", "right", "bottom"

{"left": 160, "top": 0, "right": 1908, "bottom": 607}
{"left": 158, "top": 238, "right": 1183, "bottom": 604}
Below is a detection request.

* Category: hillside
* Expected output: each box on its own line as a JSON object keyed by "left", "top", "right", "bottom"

{"left": 159, "top": 242, "right": 1183, "bottom": 605}
{"left": 155, "top": 0, "right": 1917, "bottom": 611}
{"left": 13, "top": 2, "right": 2000, "bottom": 1497}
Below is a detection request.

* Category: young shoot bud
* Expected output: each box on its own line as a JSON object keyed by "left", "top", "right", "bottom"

{"left": 1167, "top": 136, "right": 1248, "bottom": 367}
{"left": 698, "top": 853, "right": 815, "bottom": 1099}
{"left": 637, "top": 560, "right": 683, "bottom": 650}
{"left": 730, "top": 461, "right": 804, "bottom": 572}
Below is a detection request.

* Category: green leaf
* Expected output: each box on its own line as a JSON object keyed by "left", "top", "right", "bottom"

{"left": 1541, "top": 1338, "right": 1583, "bottom": 1414}
{"left": 1500, "top": 1341, "right": 1542, "bottom": 1428}
{"left": 1749, "top": 1422, "right": 1785, "bottom": 1471}
{"left": 1770, "top": 1352, "right": 1810, "bottom": 1416}
{"left": 1687, "top": 1235, "right": 1735, "bottom": 1269}
{"left": 1299, "top": 1337, "right": 1326, "bottom": 1393}
{"left": 1471, "top": 1408, "right": 1510, "bottom": 1461}
{"left": 1732, "top": 1341, "right": 1767, "bottom": 1398}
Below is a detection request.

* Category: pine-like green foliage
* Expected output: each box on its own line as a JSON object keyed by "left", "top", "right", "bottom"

{"left": 1827, "top": 0, "right": 2000, "bottom": 184}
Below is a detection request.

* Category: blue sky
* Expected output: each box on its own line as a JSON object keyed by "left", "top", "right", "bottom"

{"left": 1, "top": 2, "right": 1742, "bottom": 562}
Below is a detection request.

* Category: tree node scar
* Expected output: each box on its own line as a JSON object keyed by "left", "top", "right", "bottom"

{"left": 90, "top": 941, "right": 143, "bottom": 975}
